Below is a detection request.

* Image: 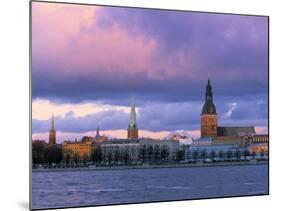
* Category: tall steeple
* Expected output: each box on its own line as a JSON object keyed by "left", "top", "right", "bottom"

{"left": 95, "top": 124, "right": 100, "bottom": 138}
{"left": 128, "top": 96, "right": 138, "bottom": 139}
{"left": 200, "top": 79, "right": 217, "bottom": 138}
{"left": 51, "top": 113, "right": 55, "bottom": 130}
{"left": 129, "top": 96, "right": 137, "bottom": 128}
{"left": 49, "top": 113, "right": 56, "bottom": 145}
{"left": 202, "top": 79, "right": 216, "bottom": 115}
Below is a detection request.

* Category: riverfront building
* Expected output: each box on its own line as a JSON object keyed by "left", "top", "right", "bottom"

{"left": 101, "top": 140, "right": 140, "bottom": 163}
{"left": 101, "top": 138, "right": 179, "bottom": 164}
{"left": 186, "top": 144, "right": 239, "bottom": 160}
{"left": 248, "top": 134, "right": 269, "bottom": 153}
{"left": 62, "top": 139, "right": 93, "bottom": 160}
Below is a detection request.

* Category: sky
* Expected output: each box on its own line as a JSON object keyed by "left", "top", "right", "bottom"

{"left": 31, "top": 2, "right": 269, "bottom": 142}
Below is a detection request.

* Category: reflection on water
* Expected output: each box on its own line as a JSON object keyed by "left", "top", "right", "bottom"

{"left": 32, "top": 164, "right": 268, "bottom": 209}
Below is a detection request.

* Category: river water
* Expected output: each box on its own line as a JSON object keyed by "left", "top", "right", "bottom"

{"left": 32, "top": 164, "right": 268, "bottom": 209}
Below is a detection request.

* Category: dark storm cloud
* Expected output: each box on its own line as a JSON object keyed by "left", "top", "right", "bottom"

{"left": 32, "top": 98, "right": 268, "bottom": 133}
{"left": 32, "top": 70, "right": 268, "bottom": 107}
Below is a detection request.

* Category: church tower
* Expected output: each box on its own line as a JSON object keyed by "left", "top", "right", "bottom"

{"left": 201, "top": 79, "right": 217, "bottom": 138}
{"left": 95, "top": 124, "right": 100, "bottom": 138}
{"left": 127, "top": 96, "right": 139, "bottom": 140}
{"left": 49, "top": 113, "right": 56, "bottom": 145}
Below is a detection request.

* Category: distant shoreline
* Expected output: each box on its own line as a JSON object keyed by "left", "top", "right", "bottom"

{"left": 32, "top": 160, "right": 268, "bottom": 173}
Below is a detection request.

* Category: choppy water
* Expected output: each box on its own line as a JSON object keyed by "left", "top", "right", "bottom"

{"left": 32, "top": 164, "right": 268, "bottom": 209}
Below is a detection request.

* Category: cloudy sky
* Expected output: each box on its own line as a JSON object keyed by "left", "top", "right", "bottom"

{"left": 31, "top": 2, "right": 268, "bottom": 142}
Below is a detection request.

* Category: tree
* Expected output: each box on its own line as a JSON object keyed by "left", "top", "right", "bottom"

{"left": 226, "top": 150, "right": 233, "bottom": 161}
{"left": 147, "top": 145, "right": 153, "bottom": 162}
{"left": 153, "top": 145, "right": 161, "bottom": 163}
{"left": 73, "top": 153, "right": 79, "bottom": 164}
{"left": 161, "top": 147, "right": 168, "bottom": 162}
{"left": 192, "top": 150, "right": 199, "bottom": 161}
{"left": 91, "top": 145, "right": 102, "bottom": 164}
{"left": 65, "top": 154, "right": 71, "bottom": 165}
{"left": 242, "top": 149, "right": 251, "bottom": 158}
{"left": 44, "top": 145, "right": 63, "bottom": 164}
{"left": 166, "top": 150, "right": 170, "bottom": 162}
{"left": 201, "top": 150, "right": 207, "bottom": 161}
{"left": 32, "top": 143, "right": 46, "bottom": 164}
{"left": 260, "top": 149, "right": 265, "bottom": 159}
{"left": 186, "top": 150, "right": 191, "bottom": 161}
{"left": 107, "top": 152, "right": 113, "bottom": 164}
{"left": 114, "top": 148, "right": 120, "bottom": 163}
{"left": 176, "top": 150, "right": 185, "bottom": 162}
{"left": 218, "top": 150, "right": 224, "bottom": 161}
{"left": 123, "top": 150, "right": 129, "bottom": 164}
{"left": 82, "top": 154, "right": 88, "bottom": 165}
{"left": 234, "top": 150, "right": 241, "bottom": 161}
{"left": 140, "top": 144, "right": 147, "bottom": 163}
{"left": 210, "top": 150, "right": 216, "bottom": 161}
{"left": 252, "top": 151, "right": 256, "bottom": 160}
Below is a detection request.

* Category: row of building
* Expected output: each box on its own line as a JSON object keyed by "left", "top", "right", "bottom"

{"left": 32, "top": 79, "right": 269, "bottom": 164}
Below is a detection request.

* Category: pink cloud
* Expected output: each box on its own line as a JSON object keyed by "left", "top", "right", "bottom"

{"left": 32, "top": 2, "right": 196, "bottom": 80}
{"left": 255, "top": 126, "right": 268, "bottom": 134}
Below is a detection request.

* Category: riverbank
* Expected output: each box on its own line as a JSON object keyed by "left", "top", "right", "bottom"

{"left": 32, "top": 160, "right": 268, "bottom": 173}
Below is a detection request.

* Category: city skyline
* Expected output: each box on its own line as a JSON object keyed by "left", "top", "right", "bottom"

{"left": 32, "top": 2, "right": 268, "bottom": 142}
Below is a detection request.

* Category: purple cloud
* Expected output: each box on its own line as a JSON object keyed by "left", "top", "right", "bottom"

{"left": 31, "top": 2, "right": 268, "bottom": 134}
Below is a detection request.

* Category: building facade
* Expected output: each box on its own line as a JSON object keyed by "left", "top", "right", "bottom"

{"left": 186, "top": 144, "right": 240, "bottom": 161}
{"left": 212, "top": 136, "right": 247, "bottom": 147}
{"left": 101, "top": 140, "right": 140, "bottom": 163}
{"left": 100, "top": 139, "right": 179, "bottom": 164}
{"left": 248, "top": 134, "right": 269, "bottom": 154}
{"left": 62, "top": 139, "right": 93, "bottom": 160}
{"left": 139, "top": 139, "right": 179, "bottom": 162}
{"left": 252, "top": 134, "right": 269, "bottom": 143}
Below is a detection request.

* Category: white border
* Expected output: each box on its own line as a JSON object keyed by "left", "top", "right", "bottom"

{"left": 1, "top": 0, "right": 280, "bottom": 211}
